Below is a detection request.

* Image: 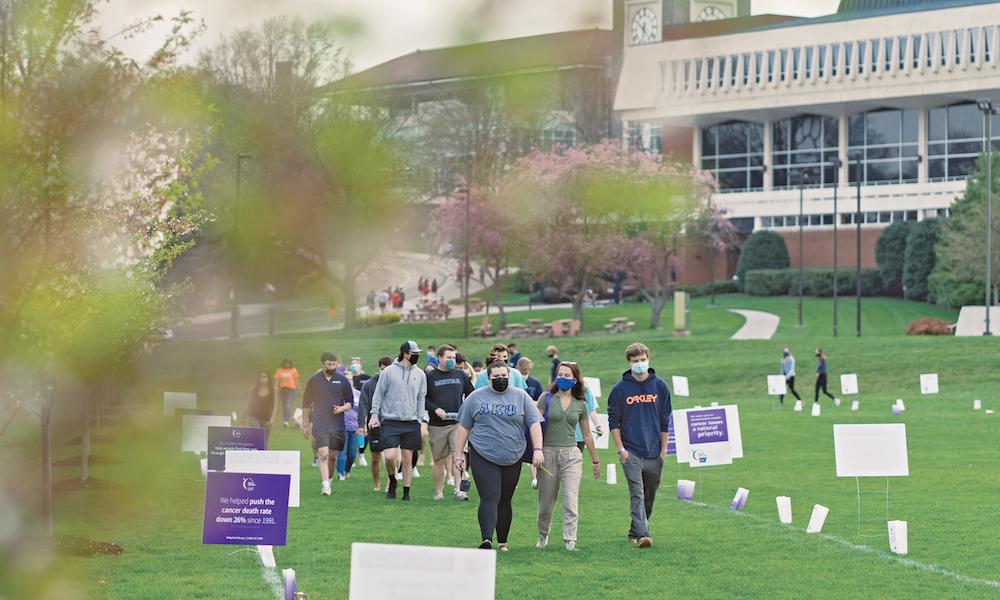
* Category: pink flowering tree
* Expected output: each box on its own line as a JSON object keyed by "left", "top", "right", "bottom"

{"left": 429, "top": 180, "right": 530, "bottom": 330}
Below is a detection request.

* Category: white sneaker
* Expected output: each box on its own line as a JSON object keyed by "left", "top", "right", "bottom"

{"left": 412, "top": 467, "right": 421, "bottom": 478}
{"left": 536, "top": 535, "right": 548, "bottom": 548}
{"left": 447, "top": 477, "right": 455, "bottom": 487}
{"left": 358, "top": 455, "right": 368, "bottom": 467}
{"left": 321, "top": 482, "right": 331, "bottom": 496}
{"left": 531, "top": 479, "right": 538, "bottom": 489}
{"left": 311, "top": 458, "right": 318, "bottom": 468}
{"left": 433, "top": 493, "right": 444, "bottom": 501}
{"left": 337, "top": 474, "right": 347, "bottom": 481}
{"left": 564, "top": 541, "right": 576, "bottom": 551}
{"left": 395, "top": 472, "right": 403, "bottom": 481}
{"left": 454, "top": 490, "right": 469, "bottom": 501}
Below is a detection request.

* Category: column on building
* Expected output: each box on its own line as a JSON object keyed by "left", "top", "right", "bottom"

{"left": 917, "top": 108, "right": 928, "bottom": 183}
{"left": 837, "top": 114, "right": 849, "bottom": 197}
{"left": 692, "top": 125, "right": 702, "bottom": 171}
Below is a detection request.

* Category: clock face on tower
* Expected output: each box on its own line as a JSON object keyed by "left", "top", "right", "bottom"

{"left": 630, "top": 7, "right": 658, "bottom": 45}
{"left": 697, "top": 5, "right": 728, "bottom": 21}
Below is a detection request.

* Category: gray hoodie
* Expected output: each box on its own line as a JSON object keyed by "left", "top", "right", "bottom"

{"left": 371, "top": 360, "right": 428, "bottom": 423}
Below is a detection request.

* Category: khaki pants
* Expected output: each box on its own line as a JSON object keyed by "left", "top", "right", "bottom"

{"left": 537, "top": 445, "right": 583, "bottom": 542}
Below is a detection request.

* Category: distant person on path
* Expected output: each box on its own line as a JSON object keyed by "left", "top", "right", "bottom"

{"left": 536, "top": 362, "right": 600, "bottom": 552}
{"left": 358, "top": 356, "right": 393, "bottom": 491}
{"left": 244, "top": 370, "right": 276, "bottom": 443}
{"left": 369, "top": 341, "right": 428, "bottom": 501}
{"left": 431, "top": 277, "right": 438, "bottom": 295}
{"left": 474, "top": 344, "right": 528, "bottom": 391}
{"left": 399, "top": 287, "right": 407, "bottom": 307}
{"left": 779, "top": 348, "right": 801, "bottom": 405}
{"left": 425, "top": 345, "right": 439, "bottom": 372}
{"left": 815, "top": 348, "right": 837, "bottom": 403}
{"left": 366, "top": 290, "right": 376, "bottom": 313}
{"left": 378, "top": 290, "right": 389, "bottom": 313}
{"left": 425, "top": 344, "right": 474, "bottom": 501}
{"left": 274, "top": 359, "right": 300, "bottom": 427}
{"left": 456, "top": 352, "right": 476, "bottom": 381}
{"left": 391, "top": 289, "right": 401, "bottom": 310}
{"left": 608, "top": 343, "right": 671, "bottom": 549}
{"left": 303, "top": 352, "right": 353, "bottom": 496}
{"left": 546, "top": 345, "right": 561, "bottom": 387}
{"left": 575, "top": 382, "right": 603, "bottom": 453}
{"left": 453, "top": 361, "right": 544, "bottom": 550}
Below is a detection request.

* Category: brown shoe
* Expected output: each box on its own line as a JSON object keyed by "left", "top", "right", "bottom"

{"left": 638, "top": 537, "right": 653, "bottom": 548}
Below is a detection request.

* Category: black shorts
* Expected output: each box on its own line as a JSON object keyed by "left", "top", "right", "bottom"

{"left": 368, "top": 427, "right": 383, "bottom": 454}
{"left": 313, "top": 431, "right": 345, "bottom": 451}
{"left": 379, "top": 420, "right": 422, "bottom": 451}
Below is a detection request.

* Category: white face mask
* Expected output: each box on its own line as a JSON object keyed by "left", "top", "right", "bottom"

{"left": 630, "top": 361, "right": 649, "bottom": 376}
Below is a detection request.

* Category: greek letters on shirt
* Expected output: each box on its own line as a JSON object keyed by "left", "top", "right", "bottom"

{"left": 433, "top": 378, "right": 463, "bottom": 387}
{"left": 478, "top": 402, "right": 518, "bottom": 417}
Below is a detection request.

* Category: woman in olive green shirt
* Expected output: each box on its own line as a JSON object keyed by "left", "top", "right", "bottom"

{"left": 536, "top": 362, "right": 600, "bottom": 551}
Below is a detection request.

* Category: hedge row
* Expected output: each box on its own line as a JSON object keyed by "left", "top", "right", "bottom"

{"left": 675, "top": 280, "right": 739, "bottom": 297}
{"left": 744, "top": 268, "right": 882, "bottom": 297}
{"left": 355, "top": 313, "right": 403, "bottom": 328}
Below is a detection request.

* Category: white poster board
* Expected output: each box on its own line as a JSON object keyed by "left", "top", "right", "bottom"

{"left": 767, "top": 375, "right": 787, "bottom": 396}
{"left": 671, "top": 376, "right": 690, "bottom": 397}
{"left": 583, "top": 377, "right": 602, "bottom": 399}
{"left": 673, "top": 405, "right": 743, "bottom": 466}
{"left": 833, "top": 424, "right": 909, "bottom": 477}
{"left": 164, "top": 391, "right": 197, "bottom": 416}
{"left": 920, "top": 373, "right": 939, "bottom": 395}
{"left": 181, "top": 415, "right": 231, "bottom": 452}
{"left": 840, "top": 374, "right": 859, "bottom": 396}
{"left": 225, "top": 450, "right": 301, "bottom": 508}
{"left": 591, "top": 413, "right": 609, "bottom": 450}
{"left": 350, "top": 543, "right": 495, "bottom": 600}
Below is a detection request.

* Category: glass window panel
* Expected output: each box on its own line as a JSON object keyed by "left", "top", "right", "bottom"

{"left": 824, "top": 117, "right": 839, "bottom": 148}
{"left": 841, "top": 214, "right": 853, "bottom": 225}
{"left": 760, "top": 217, "right": 772, "bottom": 228}
{"left": 907, "top": 210, "right": 918, "bottom": 221}
{"left": 786, "top": 215, "right": 798, "bottom": 226}
{"left": 901, "top": 145, "right": 919, "bottom": 158}
{"left": 911, "top": 34, "right": 922, "bottom": 68}
{"left": 867, "top": 110, "right": 901, "bottom": 145}
{"left": 750, "top": 155, "right": 764, "bottom": 167}
{"left": 929, "top": 108, "right": 946, "bottom": 141}
{"left": 948, "top": 156, "right": 976, "bottom": 178}
{"left": 823, "top": 214, "right": 834, "bottom": 225}
{"left": 865, "top": 212, "right": 879, "bottom": 224}
{"left": 702, "top": 128, "right": 717, "bottom": 156}
{"left": 892, "top": 211, "right": 904, "bottom": 222}
{"left": 780, "top": 49, "right": 788, "bottom": 81}
{"left": 718, "top": 123, "right": 747, "bottom": 155}
{"left": 949, "top": 141, "right": 981, "bottom": 155}
{"left": 867, "top": 161, "right": 899, "bottom": 182}
{"left": 902, "top": 110, "right": 918, "bottom": 143}
{"left": 773, "top": 153, "right": 788, "bottom": 166}
{"left": 718, "top": 171, "right": 746, "bottom": 190}
{"left": 792, "top": 47, "right": 801, "bottom": 79}
{"left": 879, "top": 212, "right": 892, "bottom": 223}
{"left": 774, "top": 169, "right": 788, "bottom": 188}
{"left": 823, "top": 166, "right": 838, "bottom": 184}
{"left": 929, "top": 159, "right": 946, "bottom": 179}
{"left": 948, "top": 103, "right": 981, "bottom": 140}
{"left": 848, "top": 115, "right": 865, "bottom": 146}
{"left": 749, "top": 123, "right": 763, "bottom": 153}
{"left": 867, "top": 147, "right": 898, "bottom": 160}
{"left": 773, "top": 216, "right": 785, "bottom": 227}
{"left": 773, "top": 121, "right": 788, "bottom": 151}
{"left": 719, "top": 157, "right": 748, "bottom": 169}
{"left": 749, "top": 169, "right": 764, "bottom": 190}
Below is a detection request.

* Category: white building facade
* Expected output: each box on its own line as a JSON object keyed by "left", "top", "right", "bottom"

{"left": 615, "top": 0, "right": 1000, "bottom": 271}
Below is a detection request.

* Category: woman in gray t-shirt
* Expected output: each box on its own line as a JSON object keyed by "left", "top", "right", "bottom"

{"left": 455, "top": 361, "right": 544, "bottom": 551}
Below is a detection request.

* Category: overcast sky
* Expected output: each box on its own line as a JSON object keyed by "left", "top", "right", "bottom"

{"left": 96, "top": 0, "right": 841, "bottom": 73}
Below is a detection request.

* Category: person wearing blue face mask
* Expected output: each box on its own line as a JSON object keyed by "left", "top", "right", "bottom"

{"left": 425, "top": 344, "right": 475, "bottom": 501}
{"left": 608, "top": 342, "right": 671, "bottom": 549}
{"left": 535, "top": 362, "right": 600, "bottom": 551}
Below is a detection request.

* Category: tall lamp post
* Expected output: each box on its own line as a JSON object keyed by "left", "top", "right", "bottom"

{"left": 853, "top": 151, "right": 862, "bottom": 337}
{"left": 230, "top": 152, "right": 253, "bottom": 340}
{"left": 463, "top": 182, "right": 471, "bottom": 339}
{"left": 831, "top": 158, "right": 842, "bottom": 337}
{"left": 798, "top": 172, "right": 807, "bottom": 327}
{"left": 976, "top": 98, "right": 997, "bottom": 336}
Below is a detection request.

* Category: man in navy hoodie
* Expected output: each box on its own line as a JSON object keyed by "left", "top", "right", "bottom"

{"left": 607, "top": 342, "right": 671, "bottom": 549}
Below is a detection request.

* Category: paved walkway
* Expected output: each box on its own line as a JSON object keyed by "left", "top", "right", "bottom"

{"left": 728, "top": 309, "right": 780, "bottom": 340}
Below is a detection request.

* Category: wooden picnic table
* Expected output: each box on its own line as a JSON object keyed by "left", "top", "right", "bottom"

{"left": 610, "top": 317, "right": 628, "bottom": 323}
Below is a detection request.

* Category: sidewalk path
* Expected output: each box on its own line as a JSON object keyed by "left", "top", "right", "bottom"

{"left": 728, "top": 309, "right": 780, "bottom": 340}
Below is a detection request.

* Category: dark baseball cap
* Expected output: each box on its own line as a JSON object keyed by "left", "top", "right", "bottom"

{"left": 399, "top": 340, "right": 422, "bottom": 354}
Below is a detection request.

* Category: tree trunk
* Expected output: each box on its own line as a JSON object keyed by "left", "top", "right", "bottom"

{"left": 492, "top": 265, "right": 507, "bottom": 331}
{"left": 80, "top": 384, "right": 93, "bottom": 483}
{"left": 649, "top": 293, "right": 667, "bottom": 330}
{"left": 572, "top": 296, "right": 585, "bottom": 325}
{"left": 40, "top": 383, "right": 55, "bottom": 536}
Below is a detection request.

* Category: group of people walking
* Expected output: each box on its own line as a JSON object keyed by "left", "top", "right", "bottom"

{"left": 243, "top": 340, "right": 673, "bottom": 552}
{"left": 778, "top": 347, "right": 838, "bottom": 404}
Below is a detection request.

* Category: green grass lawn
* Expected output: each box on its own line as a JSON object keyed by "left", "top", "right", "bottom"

{"left": 9, "top": 296, "right": 1000, "bottom": 599}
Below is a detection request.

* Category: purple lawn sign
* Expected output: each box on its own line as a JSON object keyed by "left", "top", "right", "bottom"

{"left": 207, "top": 427, "right": 267, "bottom": 471}
{"left": 202, "top": 471, "right": 290, "bottom": 546}
{"left": 282, "top": 568, "right": 296, "bottom": 600}
{"left": 677, "top": 479, "right": 695, "bottom": 501}
{"left": 686, "top": 408, "right": 729, "bottom": 445}
{"left": 667, "top": 414, "right": 676, "bottom": 456}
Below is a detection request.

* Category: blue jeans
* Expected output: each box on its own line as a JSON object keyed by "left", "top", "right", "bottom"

{"left": 336, "top": 431, "right": 359, "bottom": 476}
{"left": 280, "top": 388, "right": 296, "bottom": 422}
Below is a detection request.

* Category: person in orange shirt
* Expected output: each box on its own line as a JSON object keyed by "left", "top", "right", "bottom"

{"left": 275, "top": 358, "right": 300, "bottom": 427}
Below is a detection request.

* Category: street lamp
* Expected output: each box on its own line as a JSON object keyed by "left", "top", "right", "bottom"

{"left": 831, "top": 158, "right": 842, "bottom": 337}
{"left": 230, "top": 152, "right": 253, "bottom": 340}
{"left": 976, "top": 98, "right": 997, "bottom": 336}
{"left": 853, "top": 150, "right": 862, "bottom": 337}
{"left": 798, "top": 172, "right": 808, "bottom": 327}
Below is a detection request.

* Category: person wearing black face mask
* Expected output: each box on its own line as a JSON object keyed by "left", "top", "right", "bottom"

{"left": 302, "top": 351, "right": 353, "bottom": 497}
{"left": 454, "top": 361, "right": 544, "bottom": 551}
{"left": 369, "top": 341, "right": 429, "bottom": 501}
